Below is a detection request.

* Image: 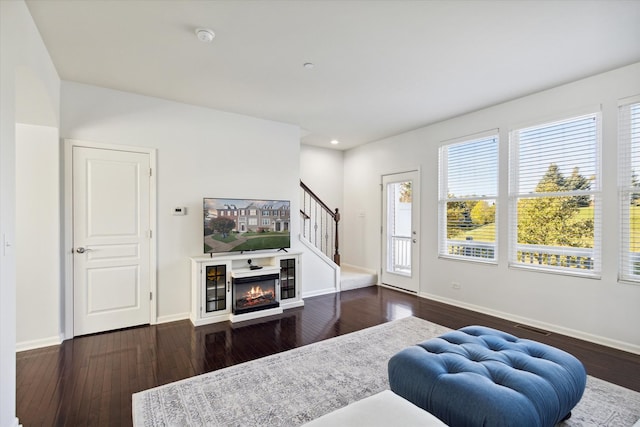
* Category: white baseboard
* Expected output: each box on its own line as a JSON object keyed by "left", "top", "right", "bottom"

{"left": 16, "top": 334, "right": 64, "bottom": 352}
{"left": 156, "top": 312, "right": 190, "bottom": 324}
{"left": 303, "top": 287, "right": 337, "bottom": 298}
{"left": 420, "top": 292, "right": 640, "bottom": 355}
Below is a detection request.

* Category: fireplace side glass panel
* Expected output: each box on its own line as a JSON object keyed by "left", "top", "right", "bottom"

{"left": 206, "top": 264, "right": 227, "bottom": 313}
{"left": 280, "top": 258, "right": 296, "bottom": 300}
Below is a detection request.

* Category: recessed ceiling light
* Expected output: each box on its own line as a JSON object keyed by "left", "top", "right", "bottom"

{"left": 303, "top": 62, "right": 315, "bottom": 69}
{"left": 195, "top": 28, "right": 215, "bottom": 43}
{"left": 330, "top": 139, "right": 339, "bottom": 145}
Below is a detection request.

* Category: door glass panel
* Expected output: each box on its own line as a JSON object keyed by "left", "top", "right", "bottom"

{"left": 386, "top": 180, "right": 412, "bottom": 276}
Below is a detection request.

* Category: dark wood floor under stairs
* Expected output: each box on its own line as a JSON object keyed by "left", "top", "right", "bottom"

{"left": 17, "top": 286, "right": 640, "bottom": 426}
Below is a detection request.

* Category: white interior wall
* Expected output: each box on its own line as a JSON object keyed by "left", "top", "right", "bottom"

{"left": 343, "top": 62, "right": 640, "bottom": 353}
{"left": 299, "top": 245, "right": 340, "bottom": 297}
{"left": 61, "top": 82, "right": 301, "bottom": 323}
{"left": 300, "top": 144, "right": 344, "bottom": 212}
{"left": 16, "top": 124, "right": 61, "bottom": 350}
{"left": 298, "top": 143, "right": 345, "bottom": 296}
{"left": 0, "top": 1, "right": 60, "bottom": 425}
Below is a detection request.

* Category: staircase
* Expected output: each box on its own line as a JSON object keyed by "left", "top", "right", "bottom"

{"left": 300, "top": 180, "right": 340, "bottom": 265}
{"left": 300, "top": 181, "right": 378, "bottom": 291}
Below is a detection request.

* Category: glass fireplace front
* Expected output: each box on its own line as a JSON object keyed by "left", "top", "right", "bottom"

{"left": 232, "top": 273, "right": 279, "bottom": 315}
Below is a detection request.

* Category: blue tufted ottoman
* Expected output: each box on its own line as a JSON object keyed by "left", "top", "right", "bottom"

{"left": 388, "top": 326, "right": 587, "bottom": 427}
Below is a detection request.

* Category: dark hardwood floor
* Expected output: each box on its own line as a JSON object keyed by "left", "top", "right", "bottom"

{"left": 16, "top": 286, "right": 640, "bottom": 426}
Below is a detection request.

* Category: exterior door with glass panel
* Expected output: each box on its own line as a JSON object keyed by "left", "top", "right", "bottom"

{"left": 381, "top": 171, "right": 420, "bottom": 292}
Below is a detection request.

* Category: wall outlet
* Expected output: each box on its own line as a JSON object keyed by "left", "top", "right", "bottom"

{"left": 451, "top": 281, "right": 461, "bottom": 290}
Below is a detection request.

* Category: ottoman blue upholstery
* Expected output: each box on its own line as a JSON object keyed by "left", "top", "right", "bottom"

{"left": 388, "top": 326, "right": 586, "bottom": 427}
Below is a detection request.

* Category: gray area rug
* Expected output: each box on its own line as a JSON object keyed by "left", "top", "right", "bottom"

{"left": 132, "top": 316, "right": 640, "bottom": 426}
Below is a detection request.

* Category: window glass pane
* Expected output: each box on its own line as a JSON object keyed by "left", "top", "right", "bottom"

{"left": 518, "top": 116, "right": 598, "bottom": 194}
{"left": 619, "top": 101, "right": 640, "bottom": 282}
{"left": 446, "top": 200, "right": 496, "bottom": 241}
{"left": 445, "top": 199, "right": 496, "bottom": 260}
{"left": 511, "top": 113, "right": 600, "bottom": 275}
{"left": 517, "top": 196, "right": 593, "bottom": 248}
{"left": 387, "top": 181, "right": 412, "bottom": 275}
{"left": 440, "top": 135, "right": 498, "bottom": 262}
{"left": 627, "top": 193, "right": 640, "bottom": 276}
{"left": 447, "top": 138, "right": 498, "bottom": 197}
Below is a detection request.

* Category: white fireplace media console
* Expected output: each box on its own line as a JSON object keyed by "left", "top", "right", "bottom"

{"left": 190, "top": 251, "right": 303, "bottom": 326}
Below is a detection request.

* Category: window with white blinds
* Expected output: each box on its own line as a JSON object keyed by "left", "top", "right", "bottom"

{"left": 439, "top": 134, "right": 498, "bottom": 262}
{"left": 618, "top": 98, "right": 640, "bottom": 283}
{"left": 509, "top": 113, "right": 601, "bottom": 276}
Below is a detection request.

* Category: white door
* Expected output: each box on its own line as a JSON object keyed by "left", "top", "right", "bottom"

{"left": 381, "top": 171, "right": 420, "bottom": 292}
{"left": 73, "top": 146, "right": 152, "bottom": 336}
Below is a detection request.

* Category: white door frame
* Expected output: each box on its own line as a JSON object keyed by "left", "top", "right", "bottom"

{"left": 63, "top": 139, "right": 157, "bottom": 339}
{"left": 381, "top": 169, "right": 421, "bottom": 293}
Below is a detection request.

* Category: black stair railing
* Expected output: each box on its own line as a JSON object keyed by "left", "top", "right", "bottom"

{"left": 300, "top": 180, "right": 340, "bottom": 265}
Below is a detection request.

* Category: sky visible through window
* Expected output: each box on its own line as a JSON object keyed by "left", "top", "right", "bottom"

{"left": 447, "top": 136, "right": 497, "bottom": 198}
{"left": 517, "top": 115, "right": 597, "bottom": 194}
{"left": 447, "top": 116, "right": 599, "bottom": 198}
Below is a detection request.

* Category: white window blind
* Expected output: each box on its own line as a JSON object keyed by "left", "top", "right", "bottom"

{"left": 439, "top": 134, "right": 498, "bottom": 262}
{"left": 509, "top": 113, "right": 601, "bottom": 276}
{"left": 619, "top": 99, "right": 640, "bottom": 283}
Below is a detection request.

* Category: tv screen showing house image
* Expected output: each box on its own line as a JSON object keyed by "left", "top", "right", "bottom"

{"left": 203, "top": 198, "right": 291, "bottom": 254}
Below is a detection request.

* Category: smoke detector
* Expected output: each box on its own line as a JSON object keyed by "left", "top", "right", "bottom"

{"left": 195, "top": 28, "right": 215, "bottom": 43}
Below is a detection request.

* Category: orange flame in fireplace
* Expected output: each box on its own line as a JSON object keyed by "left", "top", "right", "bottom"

{"left": 245, "top": 286, "right": 273, "bottom": 300}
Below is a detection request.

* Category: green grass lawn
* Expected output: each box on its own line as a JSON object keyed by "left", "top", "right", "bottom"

{"left": 459, "top": 223, "right": 495, "bottom": 242}
{"left": 576, "top": 205, "right": 593, "bottom": 220}
{"left": 233, "top": 235, "right": 290, "bottom": 251}
{"left": 211, "top": 233, "right": 238, "bottom": 243}
{"left": 630, "top": 206, "right": 640, "bottom": 251}
{"left": 572, "top": 206, "right": 640, "bottom": 251}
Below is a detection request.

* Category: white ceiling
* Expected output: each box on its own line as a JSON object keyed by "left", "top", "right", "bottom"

{"left": 25, "top": 0, "right": 640, "bottom": 150}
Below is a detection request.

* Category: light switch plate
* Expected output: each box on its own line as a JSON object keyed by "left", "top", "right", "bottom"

{"left": 173, "top": 207, "right": 187, "bottom": 216}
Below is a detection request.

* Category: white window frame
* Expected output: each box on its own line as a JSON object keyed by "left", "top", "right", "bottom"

{"left": 618, "top": 95, "right": 640, "bottom": 284}
{"left": 438, "top": 131, "right": 499, "bottom": 263}
{"left": 509, "top": 112, "right": 602, "bottom": 277}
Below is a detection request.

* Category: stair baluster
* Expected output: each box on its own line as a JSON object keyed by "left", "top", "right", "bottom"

{"left": 300, "top": 180, "right": 340, "bottom": 265}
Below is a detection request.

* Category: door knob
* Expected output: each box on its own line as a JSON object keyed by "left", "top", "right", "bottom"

{"left": 76, "top": 247, "right": 93, "bottom": 253}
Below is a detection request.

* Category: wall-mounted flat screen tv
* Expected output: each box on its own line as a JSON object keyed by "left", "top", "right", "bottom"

{"left": 203, "top": 198, "right": 291, "bottom": 254}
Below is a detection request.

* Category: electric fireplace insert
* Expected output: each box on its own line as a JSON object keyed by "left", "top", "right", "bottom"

{"left": 232, "top": 273, "right": 280, "bottom": 315}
